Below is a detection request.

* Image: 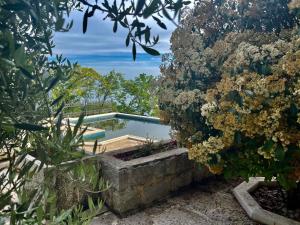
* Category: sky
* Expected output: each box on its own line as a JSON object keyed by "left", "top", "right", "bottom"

{"left": 53, "top": 10, "right": 176, "bottom": 79}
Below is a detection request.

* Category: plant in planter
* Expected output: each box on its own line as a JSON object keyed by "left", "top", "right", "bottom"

{"left": 27, "top": 115, "right": 109, "bottom": 211}
{"left": 159, "top": 0, "right": 300, "bottom": 219}
{"left": 114, "top": 138, "right": 178, "bottom": 161}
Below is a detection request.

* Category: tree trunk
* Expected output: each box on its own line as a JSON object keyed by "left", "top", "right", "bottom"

{"left": 287, "top": 182, "right": 300, "bottom": 209}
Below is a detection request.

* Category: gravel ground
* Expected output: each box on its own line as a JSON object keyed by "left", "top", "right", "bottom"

{"left": 92, "top": 177, "right": 261, "bottom": 225}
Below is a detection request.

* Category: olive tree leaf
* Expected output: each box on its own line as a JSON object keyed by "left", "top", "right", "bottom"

{"left": 135, "top": 0, "right": 145, "bottom": 15}
{"left": 152, "top": 16, "right": 167, "bottom": 30}
{"left": 46, "top": 75, "right": 61, "bottom": 92}
{"left": 126, "top": 33, "right": 130, "bottom": 47}
{"left": 73, "top": 113, "right": 85, "bottom": 136}
{"left": 143, "top": 0, "right": 159, "bottom": 18}
{"left": 140, "top": 44, "right": 160, "bottom": 56}
{"left": 132, "top": 42, "right": 137, "bottom": 61}
{"left": 54, "top": 102, "right": 65, "bottom": 118}
{"left": 83, "top": 8, "right": 89, "bottom": 33}
{"left": 1, "top": 3, "right": 28, "bottom": 11}
{"left": 51, "top": 94, "right": 64, "bottom": 106}
{"left": 14, "top": 123, "right": 47, "bottom": 131}
{"left": 19, "top": 67, "right": 34, "bottom": 80}
{"left": 93, "top": 140, "right": 98, "bottom": 155}
{"left": 113, "top": 20, "right": 118, "bottom": 32}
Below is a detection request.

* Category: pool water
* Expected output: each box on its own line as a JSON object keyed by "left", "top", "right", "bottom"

{"left": 84, "top": 118, "right": 172, "bottom": 141}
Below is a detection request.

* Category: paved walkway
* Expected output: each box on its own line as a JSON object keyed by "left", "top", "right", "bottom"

{"left": 92, "top": 177, "right": 260, "bottom": 225}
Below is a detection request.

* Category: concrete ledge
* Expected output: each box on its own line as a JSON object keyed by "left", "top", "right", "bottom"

{"left": 233, "top": 177, "right": 300, "bottom": 225}
{"left": 68, "top": 112, "right": 117, "bottom": 123}
{"left": 68, "top": 112, "right": 162, "bottom": 124}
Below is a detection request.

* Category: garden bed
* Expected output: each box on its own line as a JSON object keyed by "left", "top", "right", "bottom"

{"left": 233, "top": 177, "right": 300, "bottom": 225}
{"left": 251, "top": 185, "right": 300, "bottom": 222}
{"left": 114, "top": 140, "right": 177, "bottom": 161}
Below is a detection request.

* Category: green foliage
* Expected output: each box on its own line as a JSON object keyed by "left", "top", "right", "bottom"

{"left": 116, "top": 73, "right": 159, "bottom": 115}
{"left": 160, "top": 0, "right": 300, "bottom": 190}
{"left": 54, "top": 68, "right": 159, "bottom": 116}
{"left": 0, "top": 0, "right": 108, "bottom": 223}
{"left": 53, "top": 66, "right": 102, "bottom": 104}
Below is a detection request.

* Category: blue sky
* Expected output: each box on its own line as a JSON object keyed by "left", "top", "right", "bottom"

{"left": 53, "top": 10, "right": 175, "bottom": 79}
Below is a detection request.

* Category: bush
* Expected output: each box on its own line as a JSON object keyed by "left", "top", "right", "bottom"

{"left": 159, "top": 0, "right": 300, "bottom": 190}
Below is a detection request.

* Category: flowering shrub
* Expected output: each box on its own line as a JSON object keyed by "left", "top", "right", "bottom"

{"left": 159, "top": 0, "right": 300, "bottom": 189}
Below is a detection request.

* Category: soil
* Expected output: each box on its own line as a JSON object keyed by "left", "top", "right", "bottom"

{"left": 251, "top": 185, "right": 300, "bottom": 221}
{"left": 114, "top": 140, "right": 178, "bottom": 161}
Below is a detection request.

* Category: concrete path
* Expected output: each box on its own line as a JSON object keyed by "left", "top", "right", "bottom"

{"left": 92, "top": 177, "right": 260, "bottom": 225}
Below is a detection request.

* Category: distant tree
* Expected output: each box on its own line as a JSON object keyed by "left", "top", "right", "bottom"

{"left": 117, "top": 73, "right": 159, "bottom": 115}
{"left": 53, "top": 68, "right": 158, "bottom": 115}
{"left": 95, "top": 70, "right": 125, "bottom": 107}
{"left": 53, "top": 66, "right": 101, "bottom": 104}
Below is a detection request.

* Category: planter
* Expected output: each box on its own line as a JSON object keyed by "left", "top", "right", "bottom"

{"left": 233, "top": 177, "right": 300, "bottom": 225}
{"left": 99, "top": 145, "right": 211, "bottom": 216}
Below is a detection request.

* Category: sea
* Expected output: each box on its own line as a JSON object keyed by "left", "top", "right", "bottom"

{"left": 60, "top": 52, "right": 162, "bottom": 80}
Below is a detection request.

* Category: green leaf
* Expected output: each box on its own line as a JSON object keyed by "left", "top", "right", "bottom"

{"left": 2, "top": 3, "right": 28, "bottom": 11}
{"left": 183, "top": 1, "right": 191, "bottom": 5}
{"left": 73, "top": 113, "right": 85, "bottom": 136}
{"left": 54, "top": 102, "right": 65, "bottom": 118}
{"left": 275, "top": 144, "right": 285, "bottom": 161}
{"left": 113, "top": 21, "right": 118, "bottom": 33}
{"left": 263, "top": 139, "right": 274, "bottom": 151}
{"left": 46, "top": 75, "right": 60, "bottom": 92}
{"left": 126, "top": 33, "right": 130, "bottom": 47}
{"left": 143, "top": 0, "right": 159, "bottom": 18}
{"left": 14, "top": 123, "right": 47, "bottom": 131}
{"left": 140, "top": 44, "right": 160, "bottom": 56}
{"left": 135, "top": 0, "right": 145, "bottom": 15}
{"left": 93, "top": 140, "right": 98, "bottom": 155}
{"left": 14, "top": 46, "right": 26, "bottom": 66}
{"left": 83, "top": 9, "right": 88, "bottom": 33}
{"left": 51, "top": 94, "right": 64, "bottom": 106}
{"left": 162, "top": 6, "right": 173, "bottom": 21}
{"left": 132, "top": 42, "right": 137, "bottom": 61}
{"left": 19, "top": 66, "right": 34, "bottom": 79}
{"left": 152, "top": 16, "right": 167, "bottom": 30}
{"left": 36, "top": 205, "right": 44, "bottom": 224}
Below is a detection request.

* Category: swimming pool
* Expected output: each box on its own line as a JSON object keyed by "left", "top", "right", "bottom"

{"left": 69, "top": 113, "right": 172, "bottom": 141}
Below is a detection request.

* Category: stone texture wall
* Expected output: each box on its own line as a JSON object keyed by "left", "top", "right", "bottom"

{"left": 99, "top": 148, "right": 211, "bottom": 216}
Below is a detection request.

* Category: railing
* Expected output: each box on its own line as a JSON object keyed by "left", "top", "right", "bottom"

{"left": 63, "top": 103, "right": 113, "bottom": 118}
